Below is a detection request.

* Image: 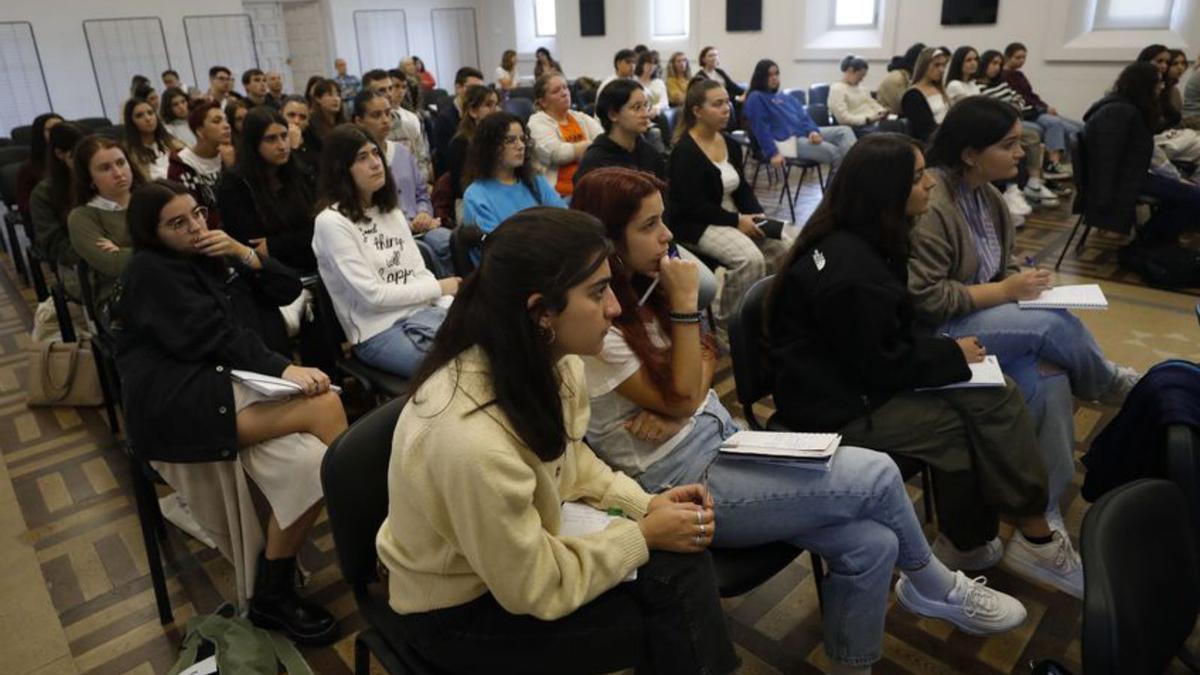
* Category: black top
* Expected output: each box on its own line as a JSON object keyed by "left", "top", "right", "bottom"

{"left": 1081, "top": 94, "right": 1154, "bottom": 235}
{"left": 700, "top": 67, "right": 745, "bottom": 100}
{"left": 115, "top": 250, "right": 301, "bottom": 463}
{"left": 574, "top": 133, "right": 667, "bottom": 184}
{"left": 217, "top": 169, "right": 318, "bottom": 274}
{"left": 433, "top": 105, "right": 462, "bottom": 177}
{"left": 446, "top": 133, "right": 469, "bottom": 199}
{"left": 768, "top": 229, "right": 970, "bottom": 431}
{"left": 665, "top": 132, "right": 761, "bottom": 244}
{"left": 900, "top": 89, "right": 939, "bottom": 142}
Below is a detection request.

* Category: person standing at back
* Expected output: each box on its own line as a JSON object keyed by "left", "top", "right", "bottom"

{"left": 332, "top": 58, "right": 360, "bottom": 103}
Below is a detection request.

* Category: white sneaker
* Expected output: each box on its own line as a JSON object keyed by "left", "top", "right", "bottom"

{"left": 895, "top": 571, "right": 1027, "bottom": 635}
{"left": 1002, "top": 530, "right": 1084, "bottom": 599}
{"left": 1012, "top": 213, "right": 1026, "bottom": 229}
{"left": 932, "top": 534, "right": 1004, "bottom": 571}
{"left": 1097, "top": 365, "right": 1141, "bottom": 406}
{"left": 1045, "top": 504, "right": 1066, "bottom": 535}
{"left": 1003, "top": 184, "right": 1033, "bottom": 216}
{"left": 1024, "top": 183, "right": 1061, "bottom": 207}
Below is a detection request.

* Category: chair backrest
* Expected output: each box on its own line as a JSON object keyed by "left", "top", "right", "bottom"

{"left": 0, "top": 137, "right": 11, "bottom": 147}
{"left": 0, "top": 145, "right": 30, "bottom": 168}
{"left": 321, "top": 396, "right": 407, "bottom": 593}
{"left": 450, "top": 223, "right": 483, "bottom": 277}
{"left": 502, "top": 97, "right": 534, "bottom": 124}
{"left": 806, "top": 103, "right": 831, "bottom": 127}
{"left": 10, "top": 125, "right": 32, "bottom": 145}
{"left": 510, "top": 86, "right": 535, "bottom": 101}
{"left": 1069, "top": 130, "right": 1087, "bottom": 214}
{"left": 728, "top": 275, "right": 775, "bottom": 429}
{"left": 75, "top": 117, "right": 113, "bottom": 131}
{"left": 0, "top": 163, "right": 20, "bottom": 208}
{"left": 663, "top": 106, "right": 681, "bottom": 137}
{"left": 807, "top": 83, "right": 830, "bottom": 106}
{"left": 784, "top": 88, "right": 807, "bottom": 106}
{"left": 1082, "top": 478, "right": 1200, "bottom": 675}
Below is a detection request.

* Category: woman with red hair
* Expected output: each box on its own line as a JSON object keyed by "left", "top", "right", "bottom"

{"left": 571, "top": 167, "right": 1026, "bottom": 674}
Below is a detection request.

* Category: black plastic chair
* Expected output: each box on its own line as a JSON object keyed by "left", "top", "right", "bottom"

{"left": 746, "top": 129, "right": 824, "bottom": 222}
{"left": 10, "top": 125, "right": 32, "bottom": 145}
{"left": 321, "top": 398, "right": 447, "bottom": 674}
{"left": 501, "top": 97, "right": 534, "bottom": 124}
{"left": 510, "top": 86, "right": 535, "bottom": 100}
{"left": 806, "top": 103, "right": 832, "bottom": 127}
{"left": 0, "top": 144, "right": 30, "bottom": 167}
{"left": 0, "top": 162, "right": 31, "bottom": 285}
{"left": 662, "top": 106, "right": 681, "bottom": 139}
{"left": 807, "top": 83, "right": 831, "bottom": 106}
{"left": 1081, "top": 479, "right": 1200, "bottom": 674}
{"left": 784, "top": 88, "right": 807, "bottom": 106}
{"left": 75, "top": 260, "right": 122, "bottom": 434}
{"left": 728, "top": 277, "right": 934, "bottom": 524}
{"left": 74, "top": 116, "right": 113, "bottom": 131}
{"left": 309, "top": 281, "right": 410, "bottom": 403}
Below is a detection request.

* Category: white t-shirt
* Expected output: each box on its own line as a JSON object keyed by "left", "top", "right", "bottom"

{"left": 583, "top": 323, "right": 700, "bottom": 477}
{"left": 945, "top": 80, "right": 982, "bottom": 104}
{"left": 494, "top": 66, "right": 517, "bottom": 87}
{"left": 177, "top": 146, "right": 222, "bottom": 177}
{"left": 715, "top": 158, "right": 740, "bottom": 213}
{"left": 147, "top": 146, "right": 170, "bottom": 180}
{"left": 927, "top": 93, "right": 949, "bottom": 124}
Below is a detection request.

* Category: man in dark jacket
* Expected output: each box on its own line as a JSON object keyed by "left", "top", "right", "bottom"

{"left": 433, "top": 67, "right": 484, "bottom": 176}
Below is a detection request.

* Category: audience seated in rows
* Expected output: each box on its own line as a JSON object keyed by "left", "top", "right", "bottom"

{"left": 575, "top": 79, "right": 666, "bottom": 184}
{"left": 744, "top": 58, "right": 856, "bottom": 173}
{"left": 529, "top": 72, "right": 603, "bottom": 199}
{"left": 463, "top": 112, "right": 566, "bottom": 233}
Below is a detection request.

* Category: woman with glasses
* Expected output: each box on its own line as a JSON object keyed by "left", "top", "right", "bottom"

{"left": 463, "top": 112, "right": 566, "bottom": 234}
{"left": 117, "top": 179, "right": 344, "bottom": 645}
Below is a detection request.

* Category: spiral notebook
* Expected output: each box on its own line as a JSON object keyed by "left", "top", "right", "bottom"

{"left": 1018, "top": 284, "right": 1108, "bottom": 310}
{"left": 917, "top": 355, "right": 1006, "bottom": 390}
{"left": 719, "top": 431, "right": 841, "bottom": 460}
{"left": 230, "top": 370, "right": 342, "bottom": 398}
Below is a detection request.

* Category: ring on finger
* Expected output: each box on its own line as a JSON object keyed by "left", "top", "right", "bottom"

{"left": 693, "top": 534, "right": 702, "bottom": 546}
{"left": 695, "top": 511, "right": 702, "bottom": 525}
{"left": 699, "top": 523, "right": 706, "bottom": 536}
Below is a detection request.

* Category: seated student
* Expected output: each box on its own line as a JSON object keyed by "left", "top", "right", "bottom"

{"left": 907, "top": 97, "right": 1139, "bottom": 529}
{"left": 528, "top": 72, "right": 603, "bottom": 199}
{"left": 132, "top": 82, "right": 160, "bottom": 112}
{"left": 951, "top": 47, "right": 1059, "bottom": 215}
{"left": 695, "top": 46, "right": 744, "bottom": 104}
{"left": 68, "top": 136, "right": 144, "bottom": 313}
{"left": 361, "top": 69, "right": 430, "bottom": 181}
{"left": 575, "top": 79, "right": 666, "bottom": 183}
{"left": 161, "top": 86, "right": 197, "bottom": 145}
{"left": 744, "top": 59, "right": 856, "bottom": 173}
{"left": 533, "top": 46, "right": 562, "bottom": 79}
{"left": 1137, "top": 44, "right": 1176, "bottom": 128}
{"left": 312, "top": 125, "right": 459, "bottom": 377}
{"left": 1002, "top": 42, "right": 1082, "bottom": 176}
{"left": 124, "top": 97, "right": 184, "bottom": 181}
{"left": 1184, "top": 51, "right": 1200, "bottom": 121}
{"left": 665, "top": 51, "right": 691, "bottom": 107}
{"left": 169, "top": 101, "right": 234, "bottom": 229}
{"left": 1084, "top": 62, "right": 1200, "bottom": 246}
{"left": 901, "top": 48, "right": 950, "bottom": 142}
{"left": 15, "top": 113, "right": 63, "bottom": 221}
{"left": 667, "top": 79, "right": 787, "bottom": 321}
{"left": 280, "top": 95, "right": 319, "bottom": 171}
{"left": 573, "top": 168, "right": 1026, "bottom": 670}
{"left": 494, "top": 49, "right": 518, "bottom": 93}
{"left": 433, "top": 67, "right": 485, "bottom": 174}
{"left": 829, "top": 55, "right": 895, "bottom": 137}
{"left": 29, "top": 122, "right": 85, "bottom": 269}
{"left": 596, "top": 48, "right": 638, "bottom": 102}
{"left": 241, "top": 68, "right": 275, "bottom": 109}
{"left": 635, "top": 50, "right": 669, "bottom": 118}
{"left": 218, "top": 107, "right": 318, "bottom": 275}
{"left": 877, "top": 43, "right": 926, "bottom": 115}
{"left": 1167, "top": 50, "right": 1189, "bottom": 126}
{"left": 351, "top": 89, "right": 453, "bottom": 277}
{"left": 462, "top": 112, "right": 567, "bottom": 233}
{"left": 767, "top": 133, "right": 1083, "bottom": 597}
{"left": 225, "top": 97, "right": 253, "bottom": 148}
{"left": 446, "top": 84, "right": 500, "bottom": 200}
{"left": 306, "top": 78, "right": 346, "bottom": 151}
{"left": 377, "top": 207, "right": 739, "bottom": 675}
{"left": 116, "top": 180, "right": 343, "bottom": 645}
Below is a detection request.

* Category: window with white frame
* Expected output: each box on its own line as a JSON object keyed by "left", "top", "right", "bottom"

{"left": 0, "top": 22, "right": 53, "bottom": 136}
{"left": 83, "top": 18, "right": 171, "bottom": 119}
{"left": 534, "top": 0, "right": 556, "bottom": 37}
{"left": 652, "top": 0, "right": 688, "bottom": 39}
{"left": 1093, "top": 0, "right": 1174, "bottom": 30}
{"left": 833, "top": 0, "right": 877, "bottom": 28}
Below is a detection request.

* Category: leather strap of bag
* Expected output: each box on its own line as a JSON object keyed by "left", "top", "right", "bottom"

{"left": 41, "top": 340, "right": 79, "bottom": 402}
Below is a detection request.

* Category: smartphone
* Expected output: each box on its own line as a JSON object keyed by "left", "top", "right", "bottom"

{"left": 753, "top": 217, "right": 786, "bottom": 240}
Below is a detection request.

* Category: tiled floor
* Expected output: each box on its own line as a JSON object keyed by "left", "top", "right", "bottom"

{"left": 0, "top": 169, "right": 1197, "bottom": 674}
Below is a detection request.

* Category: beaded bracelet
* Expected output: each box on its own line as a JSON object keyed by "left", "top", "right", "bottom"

{"left": 668, "top": 311, "right": 703, "bottom": 324}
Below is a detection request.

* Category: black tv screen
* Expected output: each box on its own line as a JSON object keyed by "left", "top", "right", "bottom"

{"left": 941, "top": 0, "right": 999, "bottom": 25}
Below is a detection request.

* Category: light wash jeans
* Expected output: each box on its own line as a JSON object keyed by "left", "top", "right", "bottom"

{"left": 1034, "top": 113, "right": 1084, "bottom": 154}
{"left": 353, "top": 305, "right": 447, "bottom": 377}
{"left": 781, "top": 125, "right": 857, "bottom": 172}
{"left": 415, "top": 227, "right": 454, "bottom": 278}
{"left": 630, "top": 393, "right": 934, "bottom": 667}
{"left": 940, "top": 303, "right": 1117, "bottom": 507}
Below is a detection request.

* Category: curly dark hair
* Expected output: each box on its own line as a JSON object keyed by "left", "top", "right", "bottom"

{"left": 461, "top": 111, "right": 537, "bottom": 194}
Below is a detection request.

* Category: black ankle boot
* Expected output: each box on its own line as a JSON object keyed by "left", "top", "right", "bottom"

{"left": 248, "top": 554, "right": 339, "bottom": 646}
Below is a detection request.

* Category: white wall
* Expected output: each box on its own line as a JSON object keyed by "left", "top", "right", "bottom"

{"left": 0, "top": 0, "right": 246, "bottom": 120}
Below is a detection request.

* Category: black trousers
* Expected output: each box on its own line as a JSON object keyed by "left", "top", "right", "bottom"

{"left": 394, "top": 551, "right": 740, "bottom": 675}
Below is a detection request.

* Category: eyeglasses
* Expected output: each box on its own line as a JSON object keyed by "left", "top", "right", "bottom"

{"left": 161, "top": 205, "right": 208, "bottom": 231}
{"left": 624, "top": 102, "right": 654, "bottom": 113}
{"left": 503, "top": 133, "right": 530, "bottom": 147}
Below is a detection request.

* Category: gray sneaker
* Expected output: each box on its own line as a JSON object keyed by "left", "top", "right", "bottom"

{"left": 896, "top": 571, "right": 1028, "bottom": 635}
{"left": 1097, "top": 365, "right": 1141, "bottom": 406}
{"left": 1002, "top": 530, "right": 1084, "bottom": 599}
{"left": 932, "top": 534, "right": 1004, "bottom": 571}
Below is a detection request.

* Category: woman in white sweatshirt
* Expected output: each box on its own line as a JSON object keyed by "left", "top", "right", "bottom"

{"left": 829, "top": 55, "right": 900, "bottom": 138}
{"left": 312, "top": 125, "right": 461, "bottom": 376}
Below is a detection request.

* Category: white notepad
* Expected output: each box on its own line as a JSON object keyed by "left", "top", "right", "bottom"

{"left": 918, "top": 355, "right": 1006, "bottom": 390}
{"left": 230, "top": 370, "right": 342, "bottom": 398}
{"left": 560, "top": 502, "right": 636, "bottom": 580}
{"left": 1018, "top": 284, "right": 1108, "bottom": 310}
{"left": 718, "top": 431, "right": 841, "bottom": 461}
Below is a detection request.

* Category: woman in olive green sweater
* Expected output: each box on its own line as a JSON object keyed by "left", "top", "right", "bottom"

{"left": 378, "top": 208, "right": 738, "bottom": 675}
{"left": 67, "top": 136, "right": 143, "bottom": 311}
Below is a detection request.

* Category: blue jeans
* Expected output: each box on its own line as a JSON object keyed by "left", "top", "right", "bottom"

{"left": 353, "top": 305, "right": 447, "bottom": 377}
{"left": 1141, "top": 172, "right": 1200, "bottom": 241}
{"left": 634, "top": 393, "right": 933, "bottom": 667}
{"left": 1034, "top": 113, "right": 1083, "bottom": 153}
{"left": 786, "top": 126, "right": 857, "bottom": 171}
{"left": 941, "top": 303, "right": 1117, "bottom": 506}
{"left": 415, "top": 227, "right": 454, "bottom": 278}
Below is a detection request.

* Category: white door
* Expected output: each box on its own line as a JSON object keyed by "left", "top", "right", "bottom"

{"left": 282, "top": 0, "right": 332, "bottom": 96}
{"left": 244, "top": 2, "right": 295, "bottom": 95}
{"left": 430, "top": 8, "right": 480, "bottom": 93}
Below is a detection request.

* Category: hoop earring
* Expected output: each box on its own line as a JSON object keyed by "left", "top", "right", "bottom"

{"left": 539, "top": 324, "right": 556, "bottom": 345}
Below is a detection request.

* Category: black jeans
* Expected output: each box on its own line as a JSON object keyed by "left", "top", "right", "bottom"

{"left": 394, "top": 551, "right": 740, "bottom": 675}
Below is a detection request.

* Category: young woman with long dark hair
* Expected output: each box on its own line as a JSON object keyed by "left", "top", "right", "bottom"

{"left": 379, "top": 207, "right": 739, "bottom": 674}
{"left": 124, "top": 96, "right": 184, "bottom": 180}
{"left": 901, "top": 47, "right": 951, "bottom": 142}
{"left": 534, "top": 46, "right": 562, "bottom": 79}
{"left": 15, "top": 112, "right": 63, "bottom": 220}
{"left": 28, "top": 122, "right": 84, "bottom": 268}
{"left": 462, "top": 112, "right": 566, "bottom": 233}
{"left": 312, "top": 125, "right": 459, "bottom": 377}
{"left": 161, "top": 86, "right": 196, "bottom": 145}
{"left": 446, "top": 84, "right": 500, "bottom": 199}
{"left": 116, "top": 179, "right": 344, "bottom": 645}
{"left": 574, "top": 167, "right": 1026, "bottom": 673}
{"left": 306, "top": 78, "right": 346, "bottom": 149}
{"left": 1137, "top": 43, "right": 1180, "bottom": 128}
{"left": 767, "top": 133, "right": 1084, "bottom": 599}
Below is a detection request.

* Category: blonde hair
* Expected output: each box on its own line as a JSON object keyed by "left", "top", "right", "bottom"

{"left": 667, "top": 51, "right": 691, "bottom": 79}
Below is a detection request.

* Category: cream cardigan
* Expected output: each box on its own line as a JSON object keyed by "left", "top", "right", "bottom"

{"left": 527, "top": 109, "right": 604, "bottom": 190}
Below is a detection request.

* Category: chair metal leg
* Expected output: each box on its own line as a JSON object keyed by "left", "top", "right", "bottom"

{"left": 751, "top": 160, "right": 761, "bottom": 189}
{"left": 921, "top": 466, "right": 934, "bottom": 524}
{"left": 4, "top": 218, "right": 29, "bottom": 285}
{"left": 1054, "top": 214, "right": 1086, "bottom": 270}
{"left": 128, "top": 452, "right": 173, "bottom": 624}
{"left": 817, "top": 165, "right": 826, "bottom": 191}
{"left": 810, "top": 552, "right": 825, "bottom": 612}
{"left": 354, "top": 635, "right": 371, "bottom": 675}
{"left": 91, "top": 343, "right": 121, "bottom": 434}
{"left": 1075, "top": 223, "right": 1094, "bottom": 252}
{"left": 52, "top": 286, "right": 75, "bottom": 343}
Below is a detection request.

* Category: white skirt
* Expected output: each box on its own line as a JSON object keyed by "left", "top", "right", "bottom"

{"left": 151, "top": 381, "right": 326, "bottom": 606}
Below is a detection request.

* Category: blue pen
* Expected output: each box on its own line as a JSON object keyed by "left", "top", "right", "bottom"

{"left": 638, "top": 244, "right": 682, "bottom": 305}
{"left": 1024, "top": 255, "right": 1038, "bottom": 268}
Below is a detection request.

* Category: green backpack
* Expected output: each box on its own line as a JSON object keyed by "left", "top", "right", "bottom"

{"left": 167, "top": 604, "right": 314, "bottom": 675}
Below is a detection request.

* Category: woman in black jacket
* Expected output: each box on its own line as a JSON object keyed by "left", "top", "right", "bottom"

{"left": 1083, "top": 61, "right": 1200, "bottom": 244}
{"left": 667, "top": 78, "right": 786, "bottom": 320}
{"left": 766, "top": 134, "right": 1084, "bottom": 598}
{"left": 116, "top": 179, "right": 347, "bottom": 645}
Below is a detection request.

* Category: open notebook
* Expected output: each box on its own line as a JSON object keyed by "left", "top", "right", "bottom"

{"left": 230, "top": 370, "right": 342, "bottom": 398}
{"left": 1018, "top": 284, "right": 1108, "bottom": 310}
{"left": 917, "top": 355, "right": 1005, "bottom": 390}
{"left": 719, "top": 431, "right": 840, "bottom": 460}
{"left": 560, "top": 502, "right": 636, "bottom": 581}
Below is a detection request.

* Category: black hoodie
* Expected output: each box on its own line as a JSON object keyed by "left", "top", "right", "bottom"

{"left": 1081, "top": 94, "right": 1154, "bottom": 235}
{"left": 574, "top": 133, "right": 667, "bottom": 184}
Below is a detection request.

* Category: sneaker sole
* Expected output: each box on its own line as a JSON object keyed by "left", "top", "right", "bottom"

{"left": 894, "top": 579, "right": 1024, "bottom": 636}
